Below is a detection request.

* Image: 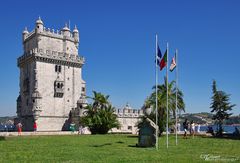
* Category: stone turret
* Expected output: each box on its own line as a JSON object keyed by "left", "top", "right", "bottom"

{"left": 22, "top": 27, "right": 29, "bottom": 42}
{"left": 73, "top": 25, "right": 79, "bottom": 49}
{"left": 61, "top": 23, "right": 71, "bottom": 37}
{"left": 32, "top": 90, "right": 42, "bottom": 120}
{"left": 16, "top": 95, "right": 22, "bottom": 117}
{"left": 73, "top": 25, "right": 79, "bottom": 42}
{"left": 35, "top": 16, "right": 44, "bottom": 33}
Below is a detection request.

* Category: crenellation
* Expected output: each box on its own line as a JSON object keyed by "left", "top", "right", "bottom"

{"left": 114, "top": 106, "right": 144, "bottom": 118}
{"left": 24, "top": 25, "right": 79, "bottom": 45}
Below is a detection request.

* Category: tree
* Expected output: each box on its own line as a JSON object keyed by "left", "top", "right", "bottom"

{"left": 81, "top": 91, "right": 120, "bottom": 134}
{"left": 139, "top": 78, "right": 185, "bottom": 136}
{"left": 210, "top": 80, "right": 235, "bottom": 136}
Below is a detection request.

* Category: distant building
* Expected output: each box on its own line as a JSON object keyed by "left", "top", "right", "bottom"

{"left": 112, "top": 103, "right": 144, "bottom": 134}
{"left": 71, "top": 103, "right": 144, "bottom": 134}
{"left": 16, "top": 18, "right": 86, "bottom": 131}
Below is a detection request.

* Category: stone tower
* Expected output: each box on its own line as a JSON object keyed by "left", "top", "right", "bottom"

{"left": 16, "top": 17, "right": 86, "bottom": 131}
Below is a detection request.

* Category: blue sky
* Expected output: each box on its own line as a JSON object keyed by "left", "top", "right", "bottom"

{"left": 0, "top": 0, "right": 239, "bottom": 116}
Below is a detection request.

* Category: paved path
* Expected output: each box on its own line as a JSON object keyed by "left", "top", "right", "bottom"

{"left": 0, "top": 131, "right": 80, "bottom": 137}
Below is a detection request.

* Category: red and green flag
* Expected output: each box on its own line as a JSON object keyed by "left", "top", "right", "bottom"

{"left": 160, "top": 49, "right": 167, "bottom": 70}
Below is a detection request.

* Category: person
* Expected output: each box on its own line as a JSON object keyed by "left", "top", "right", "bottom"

{"left": 233, "top": 127, "right": 240, "bottom": 137}
{"left": 4, "top": 125, "right": 7, "bottom": 132}
{"left": 177, "top": 122, "right": 181, "bottom": 133}
{"left": 33, "top": 122, "right": 37, "bottom": 132}
{"left": 183, "top": 119, "right": 188, "bottom": 138}
{"left": 17, "top": 122, "right": 22, "bottom": 136}
{"left": 197, "top": 123, "right": 201, "bottom": 133}
{"left": 70, "top": 122, "right": 75, "bottom": 133}
{"left": 190, "top": 121, "right": 195, "bottom": 138}
{"left": 78, "top": 125, "right": 83, "bottom": 135}
{"left": 207, "top": 126, "right": 214, "bottom": 136}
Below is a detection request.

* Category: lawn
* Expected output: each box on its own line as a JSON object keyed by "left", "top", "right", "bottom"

{"left": 0, "top": 134, "right": 239, "bottom": 162}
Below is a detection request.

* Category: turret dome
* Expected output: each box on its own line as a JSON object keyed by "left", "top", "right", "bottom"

{"left": 73, "top": 25, "right": 79, "bottom": 33}
{"left": 36, "top": 16, "right": 43, "bottom": 25}
{"left": 22, "top": 27, "right": 29, "bottom": 34}
{"left": 62, "top": 23, "right": 70, "bottom": 31}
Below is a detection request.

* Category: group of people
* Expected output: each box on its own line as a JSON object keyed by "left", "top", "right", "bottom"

{"left": 183, "top": 119, "right": 201, "bottom": 138}
{"left": 69, "top": 122, "right": 85, "bottom": 135}
{"left": 15, "top": 122, "right": 37, "bottom": 136}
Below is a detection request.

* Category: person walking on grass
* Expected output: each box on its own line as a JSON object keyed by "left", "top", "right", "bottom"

{"left": 17, "top": 122, "right": 22, "bottom": 136}
{"left": 70, "top": 122, "right": 75, "bottom": 134}
{"left": 190, "top": 120, "right": 195, "bottom": 138}
{"left": 183, "top": 119, "right": 188, "bottom": 138}
{"left": 78, "top": 125, "right": 83, "bottom": 135}
{"left": 197, "top": 123, "right": 201, "bottom": 134}
{"left": 33, "top": 122, "right": 37, "bottom": 132}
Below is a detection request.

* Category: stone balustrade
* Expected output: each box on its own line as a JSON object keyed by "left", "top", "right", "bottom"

{"left": 18, "top": 48, "right": 85, "bottom": 68}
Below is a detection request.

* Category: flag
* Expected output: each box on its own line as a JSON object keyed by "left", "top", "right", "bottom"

{"left": 156, "top": 45, "right": 162, "bottom": 66}
{"left": 170, "top": 56, "right": 176, "bottom": 72}
{"left": 157, "top": 45, "right": 162, "bottom": 59}
{"left": 160, "top": 49, "right": 167, "bottom": 70}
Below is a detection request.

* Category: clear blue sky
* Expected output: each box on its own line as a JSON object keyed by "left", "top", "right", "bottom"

{"left": 0, "top": 0, "right": 239, "bottom": 116}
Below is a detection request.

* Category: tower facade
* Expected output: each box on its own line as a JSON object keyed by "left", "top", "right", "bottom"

{"left": 17, "top": 18, "right": 86, "bottom": 131}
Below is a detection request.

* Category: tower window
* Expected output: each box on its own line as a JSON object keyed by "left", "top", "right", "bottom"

{"left": 128, "top": 126, "right": 132, "bottom": 130}
{"left": 82, "top": 87, "right": 85, "bottom": 92}
{"left": 55, "top": 65, "right": 61, "bottom": 73}
{"left": 54, "top": 81, "right": 64, "bottom": 98}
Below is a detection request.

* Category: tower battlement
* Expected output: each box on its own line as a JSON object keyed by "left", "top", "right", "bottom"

{"left": 24, "top": 26, "right": 78, "bottom": 43}
{"left": 22, "top": 17, "right": 80, "bottom": 57}
{"left": 114, "top": 103, "right": 144, "bottom": 118}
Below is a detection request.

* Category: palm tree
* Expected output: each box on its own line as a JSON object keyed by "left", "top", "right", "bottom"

{"left": 81, "top": 91, "right": 120, "bottom": 134}
{"left": 140, "top": 78, "right": 185, "bottom": 135}
{"left": 88, "top": 91, "right": 110, "bottom": 109}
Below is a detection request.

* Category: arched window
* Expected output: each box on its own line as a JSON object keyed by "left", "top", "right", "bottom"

{"left": 55, "top": 65, "right": 58, "bottom": 72}
{"left": 55, "top": 65, "right": 62, "bottom": 73}
{"left": 58, "top": 65, "right": 61, "bottom": 72}
{"left": 57, "top": 83, "right": 60, "bottom": 88}
{"left": 60, "top": 83, "right": 63, "bottom": 88}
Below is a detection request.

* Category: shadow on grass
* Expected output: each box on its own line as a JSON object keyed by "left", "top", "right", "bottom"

{"left": 90, "top": 143, "right": 112, "bottom": 147}
{"left": 128, "top": 144, "right": 155, "bottom": 149}
{"left": 116, "top": 141, "right": 124, "bottom": 144}
{"left": 201, "top": 134, "right": 240, "bottom": 140}
{"left": 0, "top": 136, "right": 5, "bottom": 141}
{"left": 128, "top": 144, "right": 138, "bottom": 148}
{"left": 127, "top": 135, "right": 138, "bottom": 138}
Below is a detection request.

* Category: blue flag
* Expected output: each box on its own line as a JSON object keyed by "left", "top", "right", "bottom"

{"left": 157, "top": 45, "right": 162, "bottom": 59}
{"left": 156, "top": 45, "right": 162, "bottom": 66}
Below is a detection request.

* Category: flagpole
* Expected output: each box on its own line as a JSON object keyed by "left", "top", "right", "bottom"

{"left": 166, "top": 42, "right": 169, "bottom": 148}
{"left": 155, "top": 34, "right": 158, "bottom": 150}
{"left": 175, "top": 49, "right": 178, "bottom": 145}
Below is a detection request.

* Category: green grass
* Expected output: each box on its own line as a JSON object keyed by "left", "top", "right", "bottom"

{"left": 0, "top": 134, "right": 239, "bottom": 162}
